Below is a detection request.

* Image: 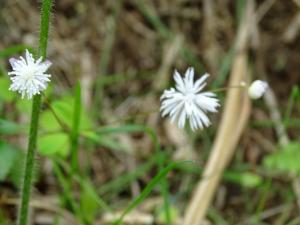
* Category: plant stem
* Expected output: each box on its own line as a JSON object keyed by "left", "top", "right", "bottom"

{"left": 38, "top": 0, "right": 52, "bottom": 59}
{"left": 42, "top": 93, "right": 70, "bottom": 132}
{"left": 211, "top": 84, "right": 246, "bottom": 93}
{"left": 18, "top": 95, "right": 41, "bottom": 225}
{"left": 17, "top": 1, "right": 52, "bottom": 225}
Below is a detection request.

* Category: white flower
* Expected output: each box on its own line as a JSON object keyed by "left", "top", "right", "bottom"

{"left": 8, "top": 49, "right": 52, "bottom": 99}
{"left": 248, "top": 80, "right": 268, "bottom": 99}
{"left": 160, "top": 67, "right": 220, "bottom": 131}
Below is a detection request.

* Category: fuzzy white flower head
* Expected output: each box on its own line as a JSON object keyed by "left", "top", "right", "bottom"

{"left": 8, "top": 49, "right": 52, "bottom": 99}
{"left": 248, "top": 80, "right": 268, "bottom": 99}
{"left": 160, "top": 67, "right": 220, "bottom": 131}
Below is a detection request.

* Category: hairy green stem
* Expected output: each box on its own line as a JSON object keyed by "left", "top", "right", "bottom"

{"left": 17, "top": 1, "right": 52, "bottom": 225}
{"left": 18, "top": 95, "right": 41, "bottom": 225}
{"left": 38, "top": 0, "right": 52, "bottom": 59}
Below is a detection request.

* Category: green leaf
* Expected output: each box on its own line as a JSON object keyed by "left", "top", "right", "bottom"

{"left": 0, "top": 77, "right": 16, "bottom": 102}
{"left": 0, "top": 141, "right": 20, "bottom": 180}
{"left": 156, "top": 205, "right": 179, "bottom": 224}
{"left": 38, "top": 133, "right": 70, "bottom": 157}
{"left": 40, "top": 96, "right": 91, "bottom": 132}
{"left": 40, "top": 110, "right": 61, "bottom": 131}
{"left": 223, "top": 171, "right": 262, "bottom": 188}
{"left": 0, "top": 45, "right": 33, "bottom": 58}
{"left": 0, "top": 119, "right": 25, "bottom": 135}
{"left": 111, "top": 160, "right": 191, "bottom": 225}
{"left": 80, "top": 181, "right": 100, "bottom": 223}
{"left": 263, "top": 142, "right": 300, "bottom": 175}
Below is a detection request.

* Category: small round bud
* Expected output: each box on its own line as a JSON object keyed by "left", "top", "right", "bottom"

{"left": 248, "top": 80, "right": 268, "bottom": 99}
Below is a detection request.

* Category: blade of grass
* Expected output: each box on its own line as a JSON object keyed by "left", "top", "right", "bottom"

{"left": 253, "top": 178, "right": 272, "bottom": 225}
{"left": 95, "top": 124, "right": 171, "bottom": 224}
{"left": 207, "top": 207, "right": 230, "bottom": 225}
{"left": 71, "top": 82, "right": 81, "bottom": 173}
{"left": 56, "top": 159, "right": 111, "bottom": 213}
{"left": 156, "top": 143, "right": 171, "bottom": 225}
{"left": 286, "top": 216, "right": 300, "bottom": 225}
{"left": 284, "top": 86, "right": 300, "bottom": 128}
{"left": 52, "top": 160, "right": 97, "bottom": 224}
{"left": 52, "top": 161, "right": 80, "bottom": 217}
{"left": 98, "top": 153, "right": 158, "bottom": 196}
{"left": 236, "top": 0, "right": 247, "bottom": 26}
{"left": 110, "top": 160, "right": 192, "bottom": 225}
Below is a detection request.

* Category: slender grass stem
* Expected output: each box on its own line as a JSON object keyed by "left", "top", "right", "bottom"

{"left": 211, "top": 84, "right": 246, "bottom": 93}
{"left": 71, "top": 82, "right": 81, "bottom": 172}
{"left": 17, "top": 1, "right": 52, "bottom": 225}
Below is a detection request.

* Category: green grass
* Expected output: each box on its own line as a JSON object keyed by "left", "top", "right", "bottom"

{"left": 71, "top": 82, "right": 82, "bottom": 172}
{"left": 111, "top": 160, "right": 192, "bottom": 225}
{"left": 94, "top": 124, "right": 172, "bottom": 224}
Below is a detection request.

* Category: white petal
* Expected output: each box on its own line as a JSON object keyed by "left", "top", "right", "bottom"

{"left": 201, "top": 91, "right": 216, "bottom": 97}
{"left": 160, "top": 88, "right": 176, "bottom": 100}
{"left": 193, "top": 73, "right": 209, "bottom": 92}
{"left": 178, "top": 109, "right": 186, "bottom": 128}
{"left": 184, "top": 67, "right": 194, "bottom": 89}
{"left": 39, "top": 60, "right": 52, "bottom": 73}
{"left": 184, "top": 101, "right": 194, "bottom": 116}
{"left": 161, "top": 100, "right": 181, "bottom": 117}
{"left": 36, "top": 57, "right": 43, "bottom": 64}
{"left": 195, "top": 94, "right": 220, "bottom": 112}
{"left": 169, "top": 101, "right": 184, "bottom": 117}
{"left": 173, "top": 70, "right": 186, "bottom": 93}
{"left": 9, "top": 58, "right": 20, "bottom": 70}
{"left": 189, "top": 115, "right": 198, "bottom": 131}
{"left": 25, "top": 49, "right": 34, "bottom": 65}
{"left": 193, "top": 106, "right": 210, "bottom": 128}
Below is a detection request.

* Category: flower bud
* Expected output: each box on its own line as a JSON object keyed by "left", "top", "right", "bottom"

{"left": 248, "top": 80, "right": 268, "bottom": 99}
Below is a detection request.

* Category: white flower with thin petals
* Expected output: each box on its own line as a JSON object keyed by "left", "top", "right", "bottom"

{"left": 8, "top": 49, "right": 52, "bottom": 99}
{"left": 160, "top": 67, "right": 220, "bottom": 131}
{"left": 248, "top": 80, "right": 268, "bottom": 99}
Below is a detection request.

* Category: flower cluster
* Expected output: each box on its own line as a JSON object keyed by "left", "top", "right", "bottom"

{"left": 8, "top": 49, "right": 52, "bottom": 99}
